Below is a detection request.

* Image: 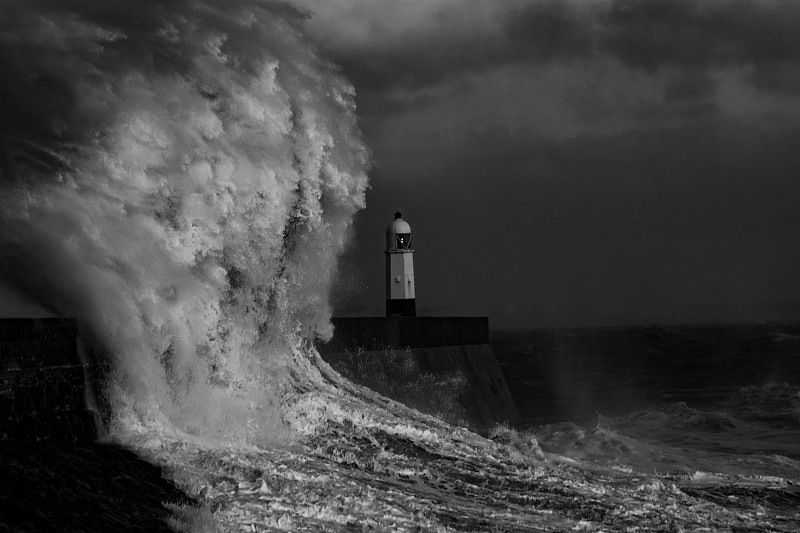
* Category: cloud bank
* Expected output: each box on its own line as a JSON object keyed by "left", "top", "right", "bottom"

{"left": 296, "top": 0, "right": 800, "bottom": 326}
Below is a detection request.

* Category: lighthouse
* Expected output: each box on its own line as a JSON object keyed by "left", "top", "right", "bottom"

{"left": 316, "top": 212, "right": 520, "bottom": 430}
{"left": 386, "top": 212, "right": 416, "bottom": 317}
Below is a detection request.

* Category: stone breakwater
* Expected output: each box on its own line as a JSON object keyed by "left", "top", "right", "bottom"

{"left": 317, "top": 317, "right": 520, "bottom": 432}
{"left": 0, "top": 318, "right": 98, "bottom": 442}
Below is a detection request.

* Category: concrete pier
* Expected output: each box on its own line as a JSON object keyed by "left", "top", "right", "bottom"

{"left": 318, "top": 317, "right": 519, "bottom": 432}
{"left": 0, "top": 318, "right": 98, "bottom": 442}
{"left": 0, "top": 315, "right": 519, "bottom": 439}
{"left": 322, "top": 316, "right": 489, "bottom": 351}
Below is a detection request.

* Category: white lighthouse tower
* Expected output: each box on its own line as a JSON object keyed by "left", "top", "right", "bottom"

{"left": 386, "top": 212, "right": 416, "bottom": 317}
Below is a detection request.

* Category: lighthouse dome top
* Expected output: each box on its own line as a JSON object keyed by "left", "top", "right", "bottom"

{"left": 386, "top": 212, "right": 412, "bottom": 251}
{"left": 386, "top": 212, "right": 411, "bottom": 234}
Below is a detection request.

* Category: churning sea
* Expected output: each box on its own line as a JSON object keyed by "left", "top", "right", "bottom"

{"left": 5, "top": 323, "right": 800, "bottom": 532}
{"left": 494, "top": 323, "right": 800, "bottom": 477}
{"left": 493, "top": 322, "right": 800, "bottom": 427}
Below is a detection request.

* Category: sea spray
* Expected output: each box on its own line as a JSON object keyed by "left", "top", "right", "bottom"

{"left": 0, "top": 0, "right": 367, "bottom": 445}
{"left": 4, "top": 3, "right": 799, "bottom": 530}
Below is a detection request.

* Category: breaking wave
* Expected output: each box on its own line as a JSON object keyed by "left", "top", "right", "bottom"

{"left": 533, "top": 383, "right": 800, "bottom": 478}
{"left": 0, "top": 0, "right": 368, "bottom": 445}
{"left": 6, "top": 4, "right": 800, "bottom": 531}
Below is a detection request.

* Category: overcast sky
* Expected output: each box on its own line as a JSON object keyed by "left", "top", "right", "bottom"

{"left": 3, "top": 1, "right": 800, "bottom": 328}
{"left": 290, "top": 0, "right": 800, "bottom": 327}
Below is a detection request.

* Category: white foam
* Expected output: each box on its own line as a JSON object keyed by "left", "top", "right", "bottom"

{"left": 0, "top": 0, "right": 367, "bottom": 445}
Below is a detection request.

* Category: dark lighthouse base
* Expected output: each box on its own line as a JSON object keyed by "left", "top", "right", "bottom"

{"left": 386, "top": 298, "right": 416, "bottom": 317}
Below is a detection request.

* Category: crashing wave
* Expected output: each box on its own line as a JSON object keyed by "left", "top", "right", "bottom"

{"left": 3, "top": 3, "right": 800, "bottom": 531}
{"left": 0, "top": 0, "right": 367, "bottom": 444}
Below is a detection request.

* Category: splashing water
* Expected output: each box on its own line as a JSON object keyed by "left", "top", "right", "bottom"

{"left": 5, "top": 4, "right": 800, "bottom": 531}
{"left": 0, "top": 0, "right": 367, "bottom": 445}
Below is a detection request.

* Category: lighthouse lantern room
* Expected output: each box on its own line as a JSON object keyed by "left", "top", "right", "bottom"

{"left": 386, "top": 212, "right": 416, "bottom": 317}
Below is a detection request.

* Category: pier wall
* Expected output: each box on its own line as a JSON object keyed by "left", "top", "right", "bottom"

{"left": 1, "top": 315, "right": 519, "bottom": 440}
{"left": 318, "top": 317, "right": 519, "bottom": 432}
{"left": 0, "top": 319, "right": 98, "bottom": 442}
{"left": 323, "top": 317, "right": 489, "bottom": 351}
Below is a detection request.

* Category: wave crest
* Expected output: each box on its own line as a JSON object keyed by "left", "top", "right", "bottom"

{"left": 0, "top": 0, "right": 368, "bottom": 444}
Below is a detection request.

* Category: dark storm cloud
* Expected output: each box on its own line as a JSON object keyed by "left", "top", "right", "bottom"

{"left": 389, "top": 120, "right": 800, "bottom": 323}
{"left": 336, "top": 116, "right": 800, "bottom": 325}
{"left": 505, "top": 0, "right": 596, "bottom": 59}
{"left": 663, "top": 70, "right": 716, "bottom": 102}
{"left": 746, "top": 61, "right": 800, "bottom": 94}
{"left": 294, "top": 0, "right": 800, "bottom": 326}
{"left": 603, "top": 0, "right": 800, "bottom": 71}
{"left": 305, "top": 0, "right": 800, "bottom": 97}
{"left": 316, "top": 1, "right": 597, "bottom": 93}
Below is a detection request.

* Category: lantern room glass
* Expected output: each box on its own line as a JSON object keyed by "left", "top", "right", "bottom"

{"left": 395, "top": 233, "right": 412, "bottom": 249}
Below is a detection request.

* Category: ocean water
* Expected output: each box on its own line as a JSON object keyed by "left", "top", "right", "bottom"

{"left": 494, "top": 323, "right": 800, "bottom": 425}
{"left": 110, "top": 327, "right": 800, "bottom": 532}
{"left": 102, "top": 326, "right": 800, "bottom": 531}
{"left": 1, "top": 2, "right": 799, "bottom": 531}
{"left": 494, "top": 323, "right": 800, "bottom": 467}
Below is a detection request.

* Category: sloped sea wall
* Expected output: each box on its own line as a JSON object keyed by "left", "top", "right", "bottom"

{"left": 0, "top": 319, "right": 97, "bottom": 442}
{"left": 318, "top": 317, "right": 519, "bottom": 432}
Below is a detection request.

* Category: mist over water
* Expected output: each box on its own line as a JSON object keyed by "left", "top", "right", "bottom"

{"left": 0, "top": 0, "right": 368, "bottom": 444}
